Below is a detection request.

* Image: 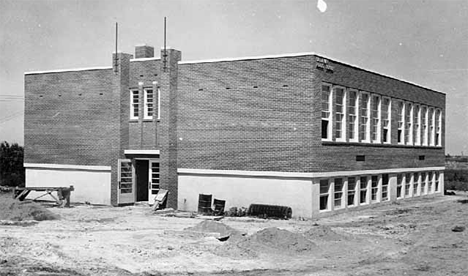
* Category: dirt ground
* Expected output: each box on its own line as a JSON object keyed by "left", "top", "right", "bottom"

{"left": 1, "top": 193, "right": 467, "bottom": 276}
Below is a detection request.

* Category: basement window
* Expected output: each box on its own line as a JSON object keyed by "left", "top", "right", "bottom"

{"left": 334, "top": 178, "right": 344, "bottom": 209}
{"left": 319, "top": 179, "right": 330, "bottom": 211}
{"left": 412, "top": 173, "right": 418, "bottom": 196}
{"left": 397, "top": 174, "right": 403, "bottom": 199}
{"left": 371, "top": 175, "right": 379, "bottom": 202}
{"left": 359, "top": 176, "right": 368, "bottom": 204}
{"left": 382, "top": 174, "right": 389, "bottom": 201}
{"left": 356, "top": 155, "right": 365, "bottom": 162}
{"left": 348, "top": 177, "right": 356, "bottom": 207}
{"left": 419, "top": 155, "right": 425, "bottom": 160}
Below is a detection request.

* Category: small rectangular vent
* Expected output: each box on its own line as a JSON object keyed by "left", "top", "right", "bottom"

{"left": 356, "top": 155, "right": 365, "bottom": 162}
{"left": 419, "top": 155, "right": 425, "bottom": 160}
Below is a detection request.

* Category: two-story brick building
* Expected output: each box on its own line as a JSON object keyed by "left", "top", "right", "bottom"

{"left": 24, "top": 45, "right": 445, "bottom": 217}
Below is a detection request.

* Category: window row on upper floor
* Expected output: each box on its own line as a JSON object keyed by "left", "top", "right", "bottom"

{"left": 321, "top": 83, "right": 442, "bottom": 147}
{"left": 129, "top": 88, "right": 160, "bottom": 120}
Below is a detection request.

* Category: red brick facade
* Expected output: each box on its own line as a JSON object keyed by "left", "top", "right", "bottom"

{"left": 24, "top": 48, "right": 445, "bottom": 208}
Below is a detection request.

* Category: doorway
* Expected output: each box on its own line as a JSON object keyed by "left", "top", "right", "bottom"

{"left": 135, "top": 160, "right": 149, "bottom": 201}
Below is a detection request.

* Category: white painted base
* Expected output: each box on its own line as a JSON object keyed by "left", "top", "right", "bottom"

{"left": 178, "top": 175, "right": 313, "bottom": 218}
{"left": 25, "top": 167, "right": 111, "bottom": 205}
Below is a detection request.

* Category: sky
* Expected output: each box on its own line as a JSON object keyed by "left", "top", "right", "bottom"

{"left": 0, "top": 0, "right": 467, "bottom": 155}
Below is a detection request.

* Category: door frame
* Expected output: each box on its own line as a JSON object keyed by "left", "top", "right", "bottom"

{"left": 133, "top": 158, "right": 159, "bottom": 202}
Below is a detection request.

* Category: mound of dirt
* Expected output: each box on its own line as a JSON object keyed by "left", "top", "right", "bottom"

{"left": 221, "top": 227, "right": 317, "bottom": 255}
{"left": 0, "top": 198, "right": 59, "bottom": 222}
{"left": 184, "top": 220, "right": 241, "bottom": 237}
{"left": 303, "top": 225, "right": 348, "bottom": 241}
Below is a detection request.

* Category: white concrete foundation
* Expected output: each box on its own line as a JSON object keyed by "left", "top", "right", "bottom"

{"left": 178, "top": 174, "right": 313, "bottom": 218}
{"left": 25, "top": 164, "right": 112, "bottom": 205}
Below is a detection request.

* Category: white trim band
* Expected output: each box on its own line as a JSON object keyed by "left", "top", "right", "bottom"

{"left": 124, "top": 150, "right": 160, "bottom": 155}
{"left": 24, "top": 163, "right": 111, "bottom": 171}
{"left": 130, "top": 57, "right": 160, "bottom": 62}
{"left": 178, "top": 167, "right": 445, "bottom": 179}
{"left": 179, "top": 52, "right": 316, "bottom": 65}
{"left": 25, "top": 66, "right": 112, "bottom": 75}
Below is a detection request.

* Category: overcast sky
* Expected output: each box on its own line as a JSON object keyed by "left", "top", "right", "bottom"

{"left": 0, "top": 0, "right": 467, "bottom": 155}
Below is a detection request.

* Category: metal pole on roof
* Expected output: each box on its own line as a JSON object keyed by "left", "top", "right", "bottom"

{"left": 163, "top": 17, "right": 167, "bottom": 72}
{"left": 114, "top": 22, "right": 118, "bottom": 73}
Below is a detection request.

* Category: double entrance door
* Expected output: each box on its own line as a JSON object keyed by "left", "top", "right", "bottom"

{"left": 118, "top": 159, "right": 160, "bottom": 204}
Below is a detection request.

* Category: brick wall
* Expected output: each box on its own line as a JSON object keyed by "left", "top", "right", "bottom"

{"left": 176, "top": 54, "right": 445, "bottom": 173}
{"left": 177, "top": 55, "right": 317, "bottom": 172}
{"left": 24, "top": 69, "right": 116, "bottom": 166}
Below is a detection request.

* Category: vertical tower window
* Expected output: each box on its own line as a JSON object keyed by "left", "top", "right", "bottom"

{"left": 405, "top": 102, "right": 413, "bottom": 145}
{"left": 348, "top": 177, "right": 356, "bottom": 206}
{"left": 371, "top": 95, "right": 381, "bottom": 143}
{"left": 348, "top": 90, "right": 358, "bottom": 141}
{"left": 382, "top": 98, "right": 391, "bottom": 143}
{"left": 320, "top": 179, "right": 330, "bottom": 211}
{"left": 414, "top": 105, "right": 420, "bottom": 145}
{"left": 130, "top": 90, "right": 139, "bottom": 120}
{"left": 322, "top": 84, "right": 332, "bottom": 140}
{"left": 397, "top": 101, "right": 405, "bottom": 144}
{"left": 335, "top": 87, "right": 345, "bottom": 141}
{"left": 334, "top": 178, "right": 344, "bottom": 209}
{"left": 144, "top": 89, "right": 154, "bottom": 119}
{"left": 360, "top": 93, "right": 370, "bottom": 142}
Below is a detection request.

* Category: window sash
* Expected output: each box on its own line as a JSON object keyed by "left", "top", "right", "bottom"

{"left": 130, "top": 90, "right": 139, "bottom": 119}
{"left": 144, "top": 89, "right": 154, "bottom": 119}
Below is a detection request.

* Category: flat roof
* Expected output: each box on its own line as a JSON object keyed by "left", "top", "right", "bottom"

{"left": 24, "top": 66, "right": 112, "bottom": 75}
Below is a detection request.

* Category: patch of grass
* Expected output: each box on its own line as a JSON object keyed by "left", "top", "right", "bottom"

{"left": 0, "top": 194, "right": 59, "bottom": 221}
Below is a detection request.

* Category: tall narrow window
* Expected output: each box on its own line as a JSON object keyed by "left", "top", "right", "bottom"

{"left": 414, "top": 105, "right": 420, "bottom": 145}
{"left": 428, "top": 171, "right": 434, "bottom": 193}
{"left": 397, "top": 174, "right": 403, "bottom": 198}
{"left": 322, "top": 84, "right": 332, "bottom": 140}
{"left": 371, "top": 175, "right": 378, "bottom": 202}
{"left": 348, "top": 177, "right": 356, "bottom": 206}
{"left": 144, "top": 89, "right": 154, "bottom": 120}
{"left": 405, "top": 173, "right": 412, "bottom": 196}
{"left": 360, "top": 93, "right": 370, "bottom": 142}
{"left": 335, "top": 87, "right": 345, "bottom": 141}
{"left": 348, "top": 90, "right": 358, "bottom": 142}
{"left": 371, "top": 95, "right": 381, "bottom": 143}
{"left": 397, "top": 101, "right": 405, "bottom": 144}
{"left": 436, "top": 109, "right": 441, "bottom": 146}
{"left": 421, "top": 172, "right": 427, "bottom": 194}
{"left": 405, "top": 102, "right": 413, "bottom": 145}
{"left": 382, "top": 174, "right": 389, "bottom": 201}
{"left": 382, "top": 98, "right": 391, "bottom": 143}
{"left": 334, "top": 178, "right": 344, "bottom": 209}
{"left": 429, "top": 108, "right": 435, "bottom": 146}
{"left": 435, "top": 171, "right": 440, "bottom": 192}
{"left": 422, "top": 106, "right": 428, "bottom": 146}
{"left": 320, "top": 179, "right": 330, "bottom": 211}
{"left": 360, "top": 176, "right": 368, "bottom": 204}
{"left": 413, "top": 173, "right": 419, "bottom": 196}
{"left": 130, "top": 90, "right": 139, "bottom": 120}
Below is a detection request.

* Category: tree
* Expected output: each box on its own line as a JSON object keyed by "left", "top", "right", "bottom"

{"left": 0, "top": 141, "right": 25, "bottom": 187}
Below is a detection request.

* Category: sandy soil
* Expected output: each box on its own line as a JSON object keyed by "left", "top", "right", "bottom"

{"left": 1, "top": 193, "right": 467, "bottom": 276}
